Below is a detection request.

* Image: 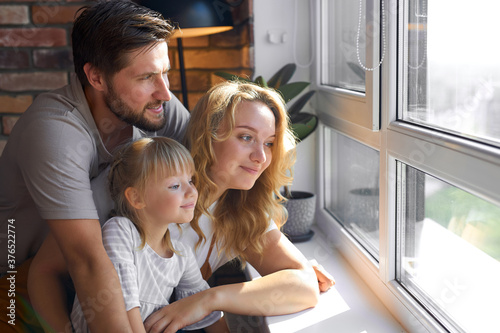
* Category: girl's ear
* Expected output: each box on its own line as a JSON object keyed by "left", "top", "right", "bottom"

{"left": 124, "top": 187, "right": 146, "bottom": 210}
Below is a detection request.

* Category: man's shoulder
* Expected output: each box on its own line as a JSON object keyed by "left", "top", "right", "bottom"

{"left": 29, "top": 83, "right": 87, "bottom": 118}
{"left": 15, "top": 84, "right": 95, "bottom": 144}
{"left": 23, "top": 74, "right": 88, "bottom": 121}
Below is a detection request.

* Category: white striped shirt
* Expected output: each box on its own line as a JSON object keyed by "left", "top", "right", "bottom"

{"left": 70, "top": 216, "right": 221, "bottom": 332}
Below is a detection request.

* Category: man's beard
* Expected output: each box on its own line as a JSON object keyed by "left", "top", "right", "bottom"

{"left": 104, "top": 82, "right": 167, "bottom": 132}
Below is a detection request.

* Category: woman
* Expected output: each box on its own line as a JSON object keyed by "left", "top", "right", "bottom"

{"left": 144, "top": 81, "right": 334, "bottom": 333}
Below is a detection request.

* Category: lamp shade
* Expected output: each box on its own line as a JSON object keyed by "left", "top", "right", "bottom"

{"left": 138, "top": 0, "right": 234, "bottom": 38}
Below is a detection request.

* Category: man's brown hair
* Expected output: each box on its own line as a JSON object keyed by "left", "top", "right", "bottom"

{"left": 72, "top": 0, "right": 175, "bottom": 86}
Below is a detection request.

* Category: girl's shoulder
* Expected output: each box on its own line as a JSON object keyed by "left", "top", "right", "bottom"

{"left": 103, "top": 215, "right": 131, "bottom": 227}
{"left": 171, "top": 238, "right": 190, "bottom": 254}
{"left": 102, "top": 216, "right": 139, "bottom": 237}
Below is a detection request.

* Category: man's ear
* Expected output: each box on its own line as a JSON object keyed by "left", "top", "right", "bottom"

{"left": 124, "top": 187, "right": 146, "bottom": 210}
{"left": 83, "top": 63, "right": 107, "bottom": 92}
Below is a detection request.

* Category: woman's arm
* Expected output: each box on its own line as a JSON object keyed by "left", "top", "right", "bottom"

{"left": 311, "top": 259, "right": 336, "bottom": 292}
{"left": 204, "top": 316, "right": 230, "bottom": 333}
{"left": 144, "top": 229, "right": 320, "bottom": 333}
{"left": 216, "top": 228, "right": 321, "bottom": 315}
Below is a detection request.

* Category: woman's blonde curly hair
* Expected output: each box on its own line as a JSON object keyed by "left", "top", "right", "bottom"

{"left": 185, "top": 80, "right": 297, "bottom": 264}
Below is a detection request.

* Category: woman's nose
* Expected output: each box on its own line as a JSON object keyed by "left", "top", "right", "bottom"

{"left": 251, "top": 144, "right": 266, "bottom": 164}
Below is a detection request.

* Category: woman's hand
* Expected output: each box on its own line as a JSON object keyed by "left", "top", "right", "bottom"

{"left": 144, "top": 290, "right": 215, "bottom": 333}
{"left": 310, "top": 260, "right": 335, "bottom": 292}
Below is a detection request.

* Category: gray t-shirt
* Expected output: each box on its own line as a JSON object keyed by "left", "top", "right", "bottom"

{"left": 0, "top": 74, "right": 190, "bottom": 274}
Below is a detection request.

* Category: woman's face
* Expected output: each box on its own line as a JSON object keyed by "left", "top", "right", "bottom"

{"left": 209, "top": 100, "right": 276, "bottom": 194}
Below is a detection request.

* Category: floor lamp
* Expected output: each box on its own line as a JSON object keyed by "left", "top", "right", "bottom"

{"left": 138, "top": 1, "right": 234, "bottom": 110}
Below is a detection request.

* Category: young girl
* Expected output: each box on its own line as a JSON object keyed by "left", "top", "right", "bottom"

{"left": 70, "top": 137, "right": 227, "bottom": 333}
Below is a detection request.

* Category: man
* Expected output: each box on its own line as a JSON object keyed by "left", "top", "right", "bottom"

{"left": 0, "top": 1, "right": 189, "bottom": 331}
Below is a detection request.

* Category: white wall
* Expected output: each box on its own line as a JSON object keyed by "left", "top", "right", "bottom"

{"left": 253, "top": 0, "right": 317, "bottom": 194}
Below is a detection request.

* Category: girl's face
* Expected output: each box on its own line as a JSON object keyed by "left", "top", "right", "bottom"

{"left": 209, "top": 101, "right": 276, "bottom": 194}
{"left": 142, "top": 170, "right": 198, "bottom": 225}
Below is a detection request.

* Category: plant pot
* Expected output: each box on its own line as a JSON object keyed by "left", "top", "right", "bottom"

{"left": 282, "top": 191, "right": 316, "bottom": 243}
{"left": 347, "top": 187, "right": 379, "bottom": 232}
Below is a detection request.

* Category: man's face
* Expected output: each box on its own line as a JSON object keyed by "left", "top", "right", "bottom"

{"left": 104, "top": 41, "right": 172, "bottom": 132}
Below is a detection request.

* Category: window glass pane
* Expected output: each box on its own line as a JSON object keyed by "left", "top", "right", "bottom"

{"left": 321, "top": 0, "right": 366, "bottom": 92}
{"left": 325, "top": 128, "right": 379, "bottom": 259}
{"left": 403, "top": 0, "right": 500, "bottom": 146}
{"left": 397, "top": 162, "right": 500, "bottom": 332}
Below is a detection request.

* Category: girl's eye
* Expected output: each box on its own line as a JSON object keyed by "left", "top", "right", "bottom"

{"left": 169, "top": 184, "right": 179, "bottom": 190}
{"left": 265, "top": 142, "right": 274, "bottom": 148}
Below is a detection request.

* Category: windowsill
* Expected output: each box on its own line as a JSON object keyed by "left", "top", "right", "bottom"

{"left": 245, "top": 226, "right": 404, "bottom": 333}
{"left": 401, "top": 218, "right": 500, "bottom": 331}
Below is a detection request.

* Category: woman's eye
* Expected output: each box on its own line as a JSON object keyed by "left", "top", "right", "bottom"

{"left": 241, "top": 135, "right": 252, "bottom": 142}
{"left": 265, "top": 142, "right": 274, "bottom": 148}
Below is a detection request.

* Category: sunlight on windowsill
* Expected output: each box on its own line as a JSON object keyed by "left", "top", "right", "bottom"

{"left": 245, "top": 227, "right": 404, "bottom": 333}
{"left": 266, "top": 287, "right": 350, "bottom": 332}
{"left": 403, "top": 218, "right": 500, "bottom": 332}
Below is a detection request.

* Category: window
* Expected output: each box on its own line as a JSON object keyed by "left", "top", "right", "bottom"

{"left": 316, "top": 0, "right": 500, "bottom": 332}
{"left": 321, "top": 0, "right": 365, "bottom": 92}
{"left": 324, "top": 128, "right": 380, "bottom": 260}
{"left": 402, "top": 0, "right": 500, "bottom": 146}
{"left": 317, "top": 0, "right": 382, "bottom": 131}
{"left": 397, "top": 162, "right": 500, "bottom": 332}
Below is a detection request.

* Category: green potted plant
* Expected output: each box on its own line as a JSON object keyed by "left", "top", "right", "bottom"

{"left": 215, "top": 63, "right": 318, "bottom": 242}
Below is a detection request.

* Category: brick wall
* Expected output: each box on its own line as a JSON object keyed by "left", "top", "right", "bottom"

{"left": 0, "top": 0, "right": 253, "bottom": 155}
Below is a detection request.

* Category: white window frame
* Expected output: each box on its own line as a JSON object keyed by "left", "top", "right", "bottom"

{"left": 315, "top": 0, "right": 381, "bottom": 133}
{"left": 313, "top": 0, "right": 500, "bottom": 332}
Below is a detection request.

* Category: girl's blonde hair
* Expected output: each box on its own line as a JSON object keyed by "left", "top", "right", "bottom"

{"left": 185, "top": 80, "right": 297, "bottom": 264}
{"left": 108, "top": 137, "right": 196, "bottom": 251}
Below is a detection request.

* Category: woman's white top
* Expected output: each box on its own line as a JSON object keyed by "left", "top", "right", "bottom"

{"left": 169, "top": 205, "right": 278, "bottom": 273}
{"left": 70, "top": 217, "right": 221, "bottom": 332}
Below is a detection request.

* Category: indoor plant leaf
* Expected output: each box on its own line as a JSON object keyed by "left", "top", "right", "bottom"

{"left": 291, "top": 115, "right": 318, "bottom": 141}
{"left": 288, "top": 90, "right": 316, "bottom": 117}
{"left": 267, "top": 63, "right": 296, "bottom": 89}
{"left": 290, "top": 112, "right": 315, "bottom": 124}
{"left": 214, "top": 71, "right": 251, "bottom": 82}
{"left": 278, "top": 82, "right": 310, "bottom": 103}
{"left": 254, "top": 76, "right": 268, "bottom": 87}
